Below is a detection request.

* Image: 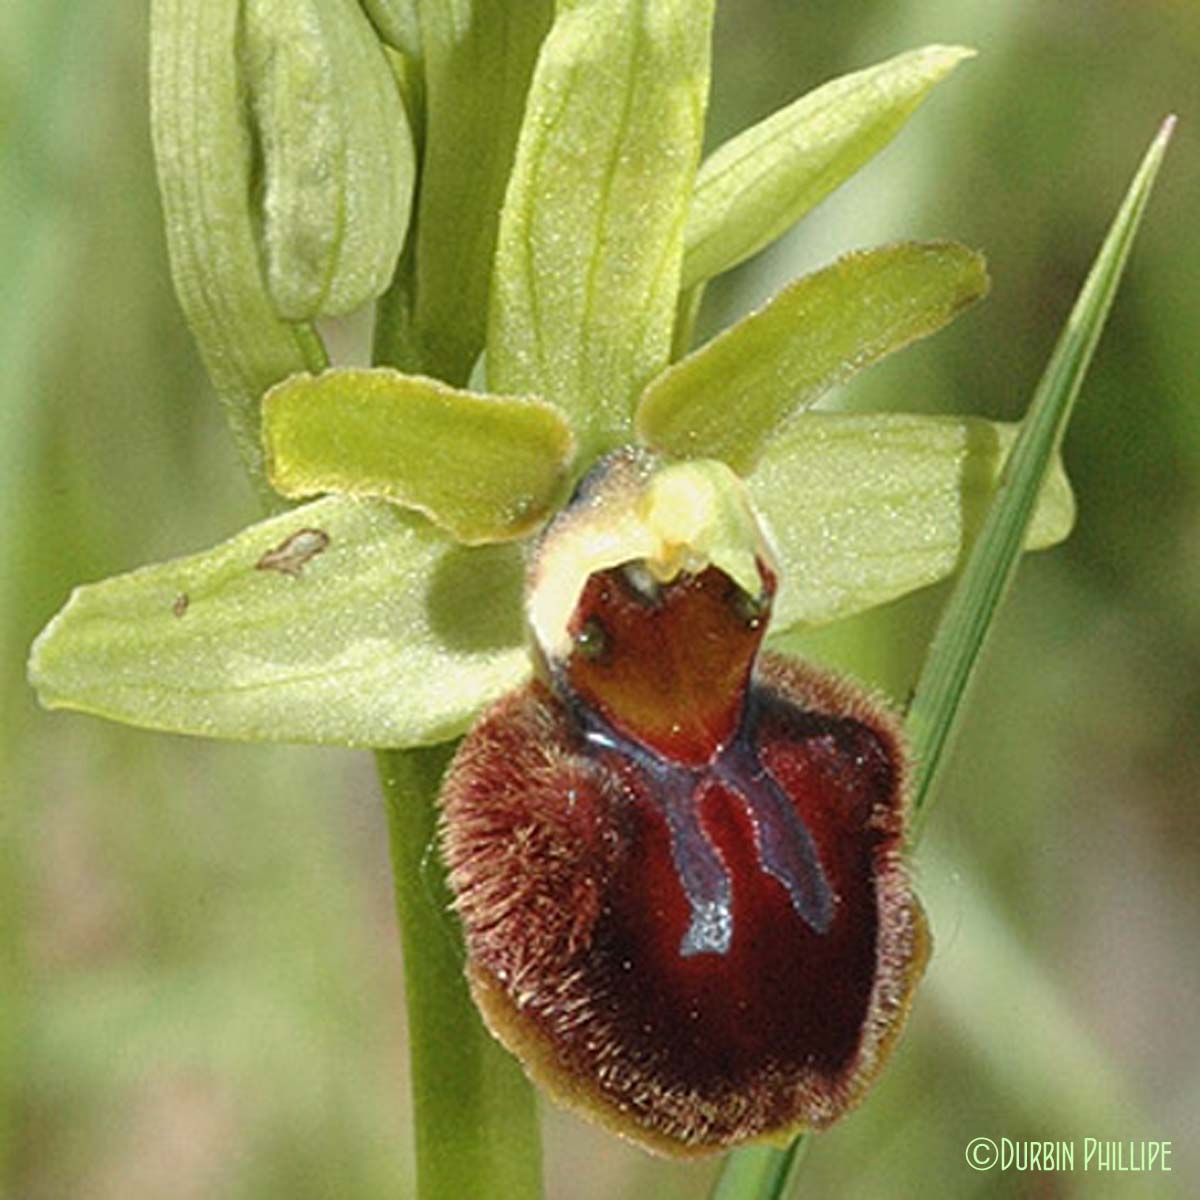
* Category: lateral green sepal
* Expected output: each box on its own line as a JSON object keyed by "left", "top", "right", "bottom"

{"left": 28, "top": 497, "right": 530, "bottom": 747}
{"left": 746, "top": 412, "right": 1075, "bottom": 633}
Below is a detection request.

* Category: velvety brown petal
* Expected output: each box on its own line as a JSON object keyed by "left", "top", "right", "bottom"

{"left": 440, "top": 652, "right": 928, "bottom": 1155}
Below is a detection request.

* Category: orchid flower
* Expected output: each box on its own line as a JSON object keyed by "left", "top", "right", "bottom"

{"left": 28, "top": 0, "right": 1168, "bottom": 1189}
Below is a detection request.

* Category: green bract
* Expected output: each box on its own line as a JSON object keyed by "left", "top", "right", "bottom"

{"left": 150, "top": 0, "right": 327, "bottom": 485}
{"left": 244, "top": 0, "right": 415, "bottom": 320}
{"left": 682, "top": 45, "right": 974, "bottom": 289}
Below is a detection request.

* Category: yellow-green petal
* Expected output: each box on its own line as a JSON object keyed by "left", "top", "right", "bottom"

{"left": 746, "top": 412, "right": 1075, "bottom": 634}
{"left": 489, "top": 0, "right": 715, "bottom": 459}
{"left": 638, "top": 242, "right": 989, "bottom": 474}
{"left": 682, "top": 44, "right": 974, "bottom": 289}
{"left": 263, "top": 368, "right": 575, "bottom": 543}
{"left": 28, "top": 497, "right": 530, "bottom": 748}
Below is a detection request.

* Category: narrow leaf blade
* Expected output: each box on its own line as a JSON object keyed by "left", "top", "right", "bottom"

{"left": 263, "top": 368, "right": 575, "bottom": 543}
{"left": 28, "top": 497, "right": 530, "bottom": 747}
{"left": 746, "top": 413, "right": 1075, "bottom": 635}
{"left": 683, "top": 45, "right": 973, "bottom": 289}
{"left": 710, "top": 1138, "right": 809, "bottom": 1200}
{"left": 639, "top": 242, "right": 989, "bottom": 472}
{"left": 907, "top": 118, "right": 1175, "bottom": 830}
{"left": 489, "top": 0, "right": 715, "bottom": 459}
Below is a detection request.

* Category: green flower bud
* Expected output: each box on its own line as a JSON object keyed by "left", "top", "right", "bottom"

{"left": 358, "top": 0, "right": 421, "bottom": 59}
{"left": 245, "top": 0, "right": 416, "bottom": 320}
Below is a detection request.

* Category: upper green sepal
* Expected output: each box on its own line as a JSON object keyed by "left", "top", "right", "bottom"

{"left": 682, "top": 44, "right": 974, "bottom": 289}
{"left": 638, "top": 242, "right": 989, "bottom": 473}
{"left": 263, "top": 368, "right": 576, "bottom": 544}
{"left": 28, "top": 497, "right": 530, "bottom": 748}
{"left": 488, "top": 0, "right": 715, "bottom": 458}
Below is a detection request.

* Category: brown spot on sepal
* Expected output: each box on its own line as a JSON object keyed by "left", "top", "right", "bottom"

{"left": 255, "top": 528, "right": 331, "bottom": 578}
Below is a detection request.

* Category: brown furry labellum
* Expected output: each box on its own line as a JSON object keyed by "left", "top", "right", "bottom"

{"left": 439, "top": 454, "right": 929, "bottom": 1156}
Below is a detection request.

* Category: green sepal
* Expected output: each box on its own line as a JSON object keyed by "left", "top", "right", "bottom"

{"left": 488, "top": 0, "right": 715, "bottom": 459}
{"left": 150, "top": 0, "right": 328, "bottom": 489}
{"left": 263, "top": 368, "right": 575, "bottom": 544}
{"left": 682, "top": 44, "right": 974, "bottom": 289}
{"left": 639, "top": 242, "right": 989, "bottom": 473}
{"left": 746, "top": 412, "right": 1075, "bottom": 635}
{"left": 406, "top": 0, "right": 553, "bottom": 383}
{"left": 28, "top": 498, "right": 530, "bottom": 748}
{"left": 244, "top": 0, "right": 416, "bottom": 320}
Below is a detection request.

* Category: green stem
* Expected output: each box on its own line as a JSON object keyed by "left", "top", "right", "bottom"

{"left": 376, "top": 746, "right": 543, "bottom": 1200}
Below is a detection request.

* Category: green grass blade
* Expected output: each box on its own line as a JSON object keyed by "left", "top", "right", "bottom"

{"left": 710, "top": 1137, "right": 809, "bottom": 1200}
{"left": 907, "top": 117, "right": 1175, "bottom": 833}
{"left": 378, "top": 746, "right": 543, "bottom": 1200}
{"left": 710, "top": 114, "right": 1172, "bottom": 1200}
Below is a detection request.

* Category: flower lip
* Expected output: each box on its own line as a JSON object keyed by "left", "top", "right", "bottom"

{"left": 441, "top": 653, "right": 928, "bottom": 1155}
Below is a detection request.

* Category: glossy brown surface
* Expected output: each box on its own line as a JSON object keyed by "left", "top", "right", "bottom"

{"left": 563, "top": 565, "right": 774, "bottom": 766}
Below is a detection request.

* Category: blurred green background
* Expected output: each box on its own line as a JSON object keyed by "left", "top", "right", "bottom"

{"left": 4, "top": 1, "right": 1197, "bottom": 1197}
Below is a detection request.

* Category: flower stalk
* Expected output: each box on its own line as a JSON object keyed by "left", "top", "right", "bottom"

{"left": 379, "top": 746, "right": 543, "bottom": 1200}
